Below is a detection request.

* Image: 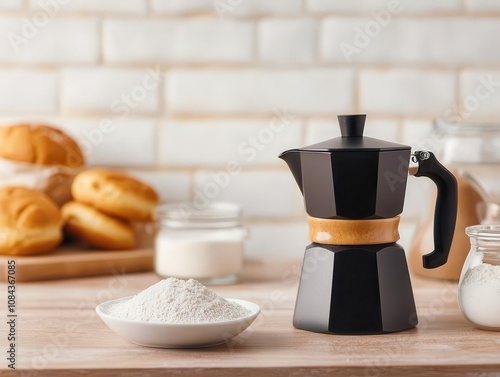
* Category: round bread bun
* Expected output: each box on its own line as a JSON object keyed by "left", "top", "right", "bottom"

{"left": 71, "top": 169, "right": 158, "bottom": 221}
{"left": 61, "top": 201, "right": 135, "bottom": 250}
{"left": 0, "top": 124, "right": 85, "bottom": 168}
{"left": 0, "top": 186, "right": 62, "bottom": 256}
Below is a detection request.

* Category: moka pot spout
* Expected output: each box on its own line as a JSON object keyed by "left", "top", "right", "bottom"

{"left": 279, "top": 149, "right": 303, "bottom": 194}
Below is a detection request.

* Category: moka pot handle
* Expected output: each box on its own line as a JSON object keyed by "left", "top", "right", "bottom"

{"left": 412, "top": 151, "right": 458, "bottom": 269}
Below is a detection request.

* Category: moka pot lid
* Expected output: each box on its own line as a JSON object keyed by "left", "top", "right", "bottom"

{"left": 301, "top": 114, "right": 411, "bottom": 152}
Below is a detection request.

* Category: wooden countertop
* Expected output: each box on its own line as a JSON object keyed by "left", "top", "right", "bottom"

{"left": 3, "top": 258, "right": 500, "bottom": 376}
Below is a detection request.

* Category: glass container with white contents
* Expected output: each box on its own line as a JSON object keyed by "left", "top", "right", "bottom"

{"left": 458, "top": 225, "right": 500, "bottom": 331}
{"left": 154, "top": 202, "right": 246, "bottom": 285}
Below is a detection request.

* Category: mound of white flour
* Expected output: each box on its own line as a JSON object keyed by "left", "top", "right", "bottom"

{"left": 108, "top": 278, "right": 251, "bottom": 324}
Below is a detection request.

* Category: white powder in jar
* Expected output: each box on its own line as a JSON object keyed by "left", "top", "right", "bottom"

{"left": 154, "top": 231, "right": 244, "bottom": 280}
{"left": 459, "top": 263, "right": 500, "bottom": 329}
{"left": 108, "top": 277, "right": 251, "bottom": 324}
{"left": 154, "top": 202, "right": 246, "bottom": 282}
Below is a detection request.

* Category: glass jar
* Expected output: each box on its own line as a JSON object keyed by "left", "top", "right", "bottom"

{"left": 154, "top": 202, "right": 246, "bottom": 285}
{"left": 458, "top": 225, "right": 500, "bottom": 331}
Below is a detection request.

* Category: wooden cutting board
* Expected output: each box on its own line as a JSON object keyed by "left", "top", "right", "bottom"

{"left": 0, "top": 244, "right": 154, "bottom": 282}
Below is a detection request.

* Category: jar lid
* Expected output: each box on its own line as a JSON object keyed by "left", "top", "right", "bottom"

{"left": 466, "top": 225, "right": 500, "bottom": 241}
{"left": 156, "top": 202, "right": 242, "bottom": 223}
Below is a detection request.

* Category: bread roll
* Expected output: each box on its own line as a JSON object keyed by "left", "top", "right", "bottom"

{"left": 71, "top": 169, "right": 158, "bottom": 221}
{"left": 0, "top": 124, "right": 84, "bottom": 168}
{"left": 61, "top": 201, "right": 136, "bottom": 250}
{"left": 0, "top": 186, "right": 63, "bottom": 256}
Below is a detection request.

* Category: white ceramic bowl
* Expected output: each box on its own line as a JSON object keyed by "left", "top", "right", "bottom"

{"left": 96, "top": 297, "right": 260, "bottom": 348}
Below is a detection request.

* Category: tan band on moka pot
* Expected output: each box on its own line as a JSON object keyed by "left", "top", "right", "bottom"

{"left": 307, "top": 216, "right": 401, "bottom": 245}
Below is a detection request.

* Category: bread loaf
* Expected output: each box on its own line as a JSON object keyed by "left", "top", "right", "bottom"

{"left": 61, "top": 201, "right": 136, "bottom": 250}
{"left": 0, "top": 124, "right": 85, "bottom": 168}
{"left": 72, "top": 168, "right": 158, "bottom": 221}
{"left": 0, "top": 186, "right": 63, "bottom": 256}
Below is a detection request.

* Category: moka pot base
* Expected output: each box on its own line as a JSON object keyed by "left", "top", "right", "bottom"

{"left": 307, "top": 216, "right": 400, "bottom": 245}
{"left": 292, "top": 216, "right": 417, "bottom": 335}
{"left": 293, "top": 242, "right": 417, "bottom": 335}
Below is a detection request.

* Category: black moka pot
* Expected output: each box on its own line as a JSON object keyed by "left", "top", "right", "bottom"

{"left": 279, "top": 114, "right": 458, "bottom": 334}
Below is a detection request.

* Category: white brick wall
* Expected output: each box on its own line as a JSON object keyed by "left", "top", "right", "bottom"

{"left": 308, "top": 0, "right": 461, "bottom": 13}
{"left": 258, "top": 19, "right": 317, "bottom": 65}
{"left": 126, "top": 170, "right": 192, "bottom": 203}
{"left": 360, "top": 69, "right": 456, "bottom": 116}
{"left": 57, "top": 118, "right": 158, "bottom": 167}
{"left": 159, "top": 119, "right": 303, "bottom": 167}
{"left": 460, "top": 70, "right": 500, "bottom": 118}
{"left": 150, "top": 0, "right": 212, "bottom": 14}
{"left": 246, "top": 221, "right": 308, "bottom": 258}
{"left": 152, "top": 0, "right": 302, "bottom": 17}
{"left": 219, "top": 0, "right": 303, "bottom": 17}
{"left": 0, "top": 0, "right": 22, "bottom": 9}
{"left": 62, "top": 68, "right": 160, "bottom": 115}
{"left": 0, "top": 70, "right": 57, "bottom": 114}
{"left": 30, "top": 0, "right": 148, "bottom": 13}
{"left": 104, "top": 19, "right": 254, "bottom": 64}
{"left": 0, "top": 3, "right": 497, "bottom": 257}
{"left": 0, "top": 18, "right": 99, "bottom": 63}
{"left": 193, "top": 170, "right": 304, "bottom": 218}
{"left": 167, "top": 69, "right": 354, "bottom": 115}
{"left": 465, "top": 0, "right": 500, "bottom": 12}
{"left": 321, "top": 18, "right": 500, "bottom": 64}
{"left": 402, "top": 119, "right": 434, "bottom": 149}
